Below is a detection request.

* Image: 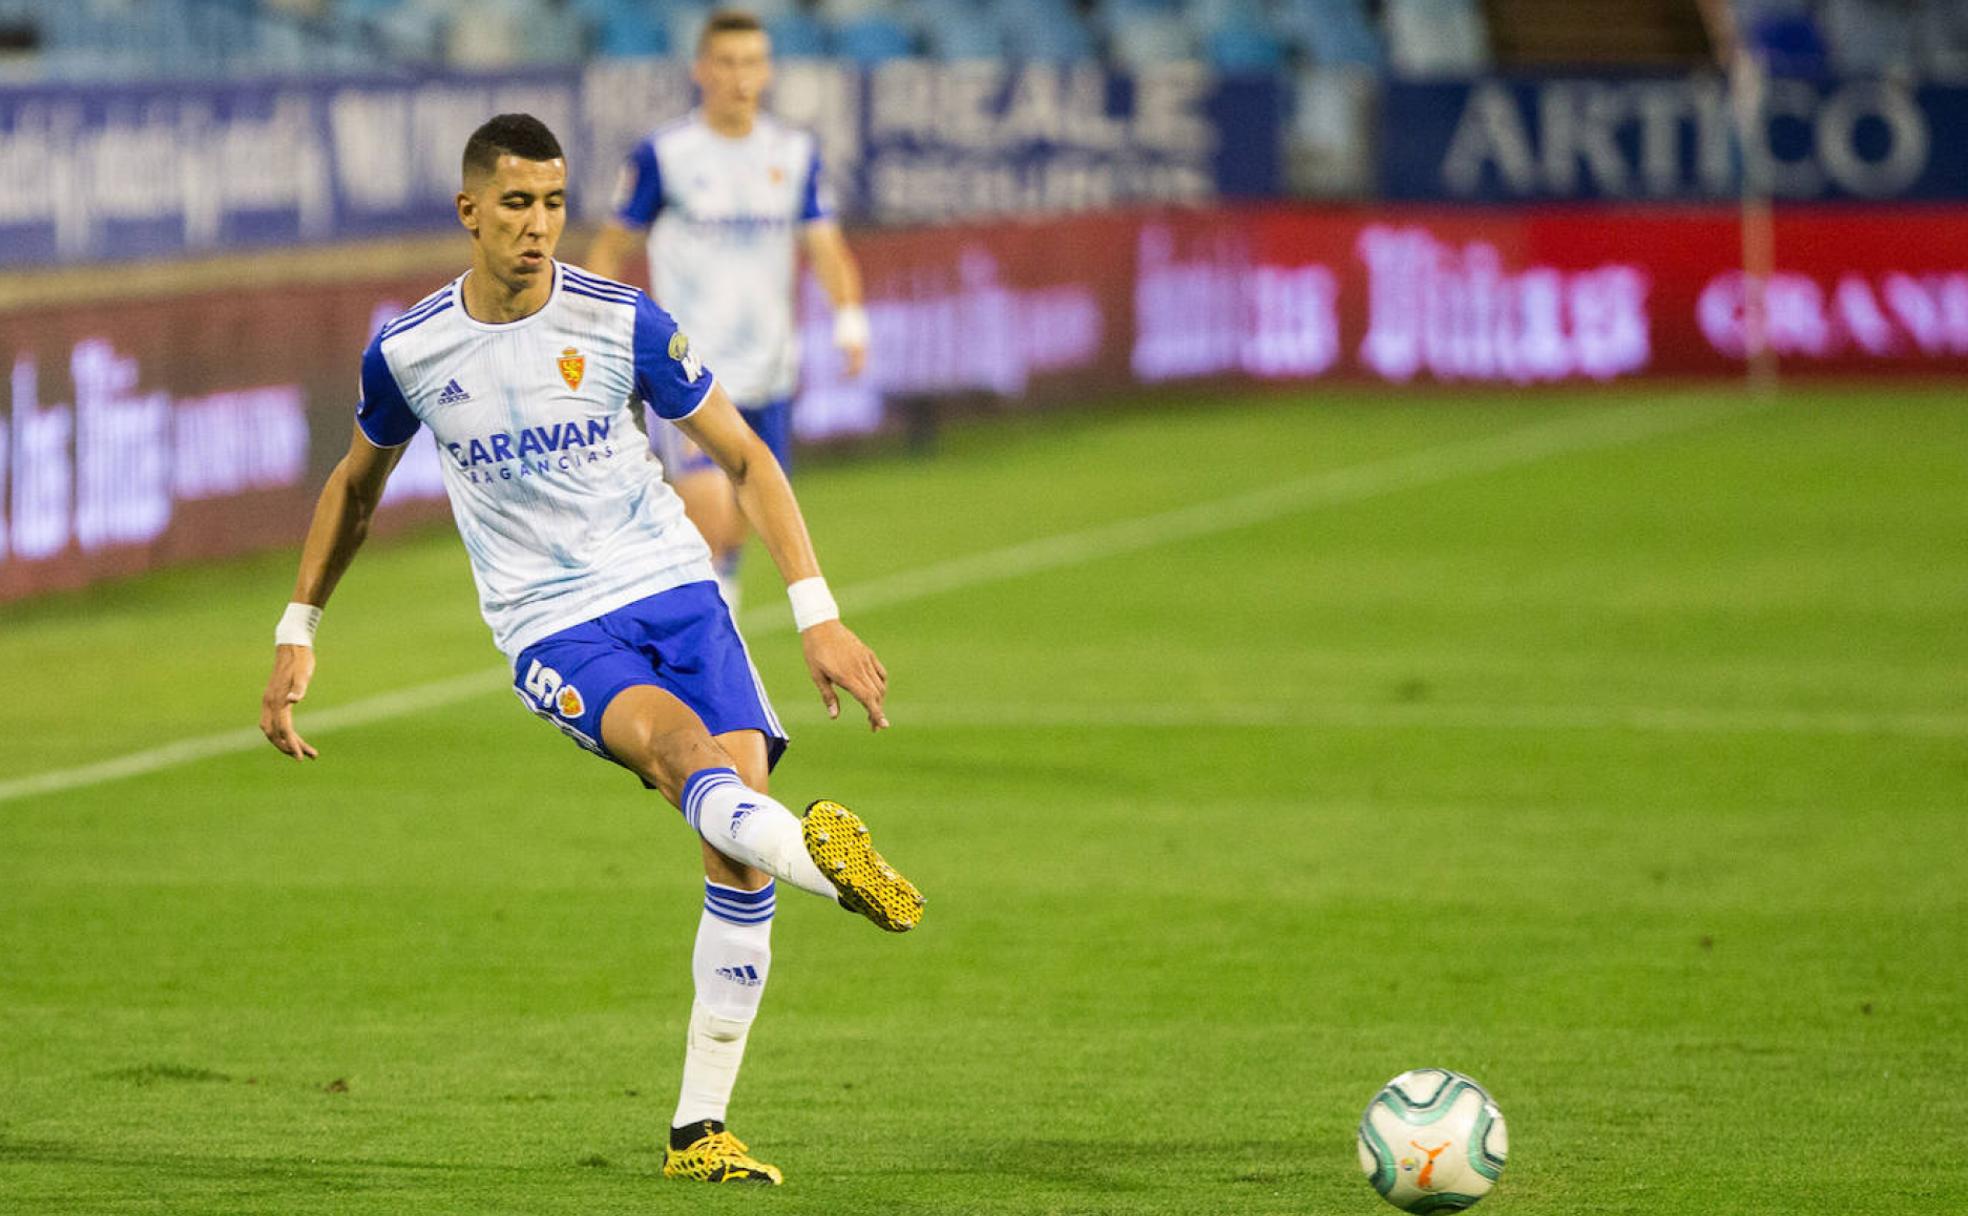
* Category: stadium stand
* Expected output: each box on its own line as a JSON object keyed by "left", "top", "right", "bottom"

{"left": 1819, "top": 0, "right": 1920, "bottom": 77}
{"left": 1383, "top": 0, "right": 1489, "bottom": 76}
{"left": 1484, "top": 0, "right": 1710, "bottom": 68}
{"left": 3, "top": 0, "right": 1966, "bottom": 80}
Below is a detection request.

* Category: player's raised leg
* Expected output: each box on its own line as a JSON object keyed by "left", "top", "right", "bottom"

{"left": 602, "top": 686, "right": 830, "bottom": 897}
{"left": 601, "top": 686, "right": 924, "bottom": 929}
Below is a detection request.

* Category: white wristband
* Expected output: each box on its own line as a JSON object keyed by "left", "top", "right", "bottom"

{"left": 833, "top": 304, "right": 869, "bottom": 351}
{"left": 276, "top": 602, "right": 322, "bottom": 648}
{"left": 788, "top": 577, "right": 840, "bottom": 633}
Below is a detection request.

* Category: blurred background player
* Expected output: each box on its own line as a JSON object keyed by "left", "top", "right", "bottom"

{"left": 584, "top": 8, "right": 868, "bottom": 613}
{"left": 258, "top": 113, "right": 920, "bottom": 1187}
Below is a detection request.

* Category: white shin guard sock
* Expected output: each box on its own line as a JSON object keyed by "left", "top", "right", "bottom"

{"left": 680, "top": 768, "right": 838, "bottom": 901}
{"left": 673, "top": 881, "right": 775, "bottom": 1127}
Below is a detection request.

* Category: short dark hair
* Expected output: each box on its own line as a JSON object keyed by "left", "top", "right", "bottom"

{"left": 697, "top": 8, "right": 764, "bottom": 55}
{"left": 462, "top": 113, "right": 564, "bottom": 183}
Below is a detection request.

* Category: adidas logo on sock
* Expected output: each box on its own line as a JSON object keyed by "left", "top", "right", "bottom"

{"left": 714, "top": 964, "right": 762, "bottom": 986}
{"left": 436, "top": 378, "right": 472, "bottom": 405}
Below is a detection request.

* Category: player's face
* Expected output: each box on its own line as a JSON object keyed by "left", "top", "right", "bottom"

{"left": 695, "top": 30, "right": 772, "bottom": 127}
{"left": 458, "top": 154, "right": 567, "bottom": 287}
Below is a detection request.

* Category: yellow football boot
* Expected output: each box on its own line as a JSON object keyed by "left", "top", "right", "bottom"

{"left": 802, "top": 800, "right": 925, "bottom": 933}
{"left": 662, "top": 1122, "right": 782, "bottom": 1185}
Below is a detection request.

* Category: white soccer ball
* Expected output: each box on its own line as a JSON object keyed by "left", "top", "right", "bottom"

{"left": 1356, "top": 1068, "right": 1509, "bottom": 1212}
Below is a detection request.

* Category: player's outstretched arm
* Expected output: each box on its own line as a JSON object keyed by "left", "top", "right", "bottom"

{"left": 675, "top": 387, "right": 889, "bottom": 731}
{"left": 259, "top": 424, "right": 405, "bottom": 760}
{"left": 803, "top": 221, "right": 868, "bottom": 378}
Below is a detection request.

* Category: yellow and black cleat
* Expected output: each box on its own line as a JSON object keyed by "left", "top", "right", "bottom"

{"left": 803, "top": 800, "right": 925, "bottom": 933}
{"left": 662, "top": 1123, "right": 783, "bottom": 1185}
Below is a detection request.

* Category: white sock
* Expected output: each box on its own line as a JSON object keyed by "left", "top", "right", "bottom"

{"left": 673, "top": 880, "right": 773, "bottom": 1127}
{"left": 680, "top": 767, "right": 838, "bottom": 901}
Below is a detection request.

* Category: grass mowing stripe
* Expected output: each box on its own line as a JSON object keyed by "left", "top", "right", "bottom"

{"left": 0, "top": 669, "right": 509, "bottom": 804}
{"left": 0, "top": 394, "right": 1746, "bottom": 807}
{"left": 814, "top": 392, "right": 1751, "bottom": 622}
{"left": 776, "top": 700, "right": 1968, "bottom": 738}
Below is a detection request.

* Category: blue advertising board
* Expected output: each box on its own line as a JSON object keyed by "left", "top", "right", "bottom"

{"left": 1381, "top": 75, "right": 1968, "bottom": 203}
{"left": 0, "top": 62, "right": 1282, "bottom": 268}
{"left": 0, "top": 72, "right": 581, "bottom": 267}
{"left": 851, "top": 62, "right": 1280, "bottom": 223}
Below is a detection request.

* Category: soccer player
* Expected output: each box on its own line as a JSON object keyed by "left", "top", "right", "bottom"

{"left": 583, "top": 7, "right": 868, "bottom": 612}
{"left": 258, "top": 113, "right": 921, "bottom": 1187}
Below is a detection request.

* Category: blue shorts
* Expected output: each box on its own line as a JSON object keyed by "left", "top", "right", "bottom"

{"left": 511, "top": 581, "right": 788, "bottom": 774}
{"left": 654, "top": 398, "right": 793, "bottom": 478}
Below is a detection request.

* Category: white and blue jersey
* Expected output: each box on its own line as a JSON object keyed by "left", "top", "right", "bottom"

{"left": 356, "top": 261, "right": 719, "bottom": 657}
{"left": 611, "top": 112, "right": 832, "bottom": 408}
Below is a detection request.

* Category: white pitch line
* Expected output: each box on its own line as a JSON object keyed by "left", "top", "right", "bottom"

{"left": 0, "top": 396, "right": 1752, "bottom": 806}
{"left": 0, "top": 670, "right": 512, "bottom": 806}
{"left": 773, "top": 701, "right": 1968, "bottom": 739}
{"left": 766, "top": 393, "right": 1747, "bottom": 623}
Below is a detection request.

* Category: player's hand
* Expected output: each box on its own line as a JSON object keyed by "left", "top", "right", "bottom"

{"left": 259, "top": 644, "right": 319, "bottom": 760}
{"left": 801, "top": 619, "right": 888, "bottom": 731}
{"left": 833, "top": 305, "right": 869, "bottom": 379}
{"left": 839, "top": 338, "right": 867, "bottom": 379}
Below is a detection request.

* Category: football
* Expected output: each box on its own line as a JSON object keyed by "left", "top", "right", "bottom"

{"left": 1356, "top": 1069, "right": 1509, "bottom": 1212}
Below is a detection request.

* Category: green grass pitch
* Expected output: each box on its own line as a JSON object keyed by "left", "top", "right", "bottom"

{"left": 1, "top": 385, "right": 1964, "bottom": 1214}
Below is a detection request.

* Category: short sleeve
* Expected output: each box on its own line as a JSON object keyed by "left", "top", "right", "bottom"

{"left": 633, "top": 293, "right": 714, "bottom": 421}
{"left": 800, "top": 142, "right": 833, "bottom": 223}
{"left": 612, "top": 140, "right": 664, "bottom": 227}
{"left": 355, "top": 337, "right": 420, "bottom": 447}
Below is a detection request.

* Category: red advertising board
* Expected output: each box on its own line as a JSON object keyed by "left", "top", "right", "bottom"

{"left": 5, "top": 204, "right": 1967, "bottom": 602}
{"left": 0, "top": 273, "right": 456, "bottom": 602}
{"left": 796, "top": 205, "right": 1968, "bottom": 432}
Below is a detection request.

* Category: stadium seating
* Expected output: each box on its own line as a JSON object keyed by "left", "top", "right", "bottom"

{"left": 912, "top": 0, "right": 1008, "bottom": 60}
{"left": 1820, "top": 0, "right": 1919, "bottom": 77}
{"left": 995, "top": 0, "right": 1096, "bottom": 61}
{"left": 1383, "top": 0, "right": 1489, "bottom": 76}
{"left": 1207, "top": 21, "right": 1288, "bottom": 72}
{"left": 830, "top": 11, "right": 915, "bottom": 62}
{"left": 1917, "top": 0, "right": 1968, "bottom": 80}
{"left": 573, "top": 0, "right": 665, "bottom": 56}
{"left": 1105, "top": 4, "right": 1197, "bottom": 67}
{"left": 1274, "top": 0, "right": 1385, "bottom": 71}
{"left": 1485, "top": 0, "right": 1710, "bottom": 68}
{"left": 1, "top": 0, "right": 1956, "bottom": 85}
{"left": 766, "top": 7, "right": 830, "bottom": 57}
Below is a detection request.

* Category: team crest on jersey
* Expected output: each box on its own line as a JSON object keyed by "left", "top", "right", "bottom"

{"left": 556, "top": 684, "right": 585, "bottom": 718}
{"left": 668, "top": 331, "right": 703, "bottom": 383}
{"left": 557, "top": 346, "right": 585, "bottom": 391}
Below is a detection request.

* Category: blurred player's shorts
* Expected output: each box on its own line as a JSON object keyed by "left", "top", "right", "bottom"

{"left": 649, "top": 398, "right": 794, "bottom": 479}
{"left": 511, "top": 580, "right": 788, "bottom": 774}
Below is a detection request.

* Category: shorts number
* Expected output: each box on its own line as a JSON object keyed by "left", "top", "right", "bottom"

{"left": 523, "top": 659, "right": 563, "bottom": 706}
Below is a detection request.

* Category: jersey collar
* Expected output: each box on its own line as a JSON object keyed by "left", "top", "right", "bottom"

{"left": 454, "top": 261, "right": 565, "bottom": 333}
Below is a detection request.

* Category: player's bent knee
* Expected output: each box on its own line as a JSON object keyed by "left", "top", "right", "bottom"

{"left": 599, "top": 688, "right": 730, "bottom": 801}
{"left": 626, "top": 729, "right": 728, "bottom": 799}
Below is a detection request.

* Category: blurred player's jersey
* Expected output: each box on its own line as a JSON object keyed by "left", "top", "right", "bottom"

{"left": 611, "top": 112, "right": 831, "bottom": 407}
{"left": 356, "top": 262, "right": 718, "bottom": 657}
